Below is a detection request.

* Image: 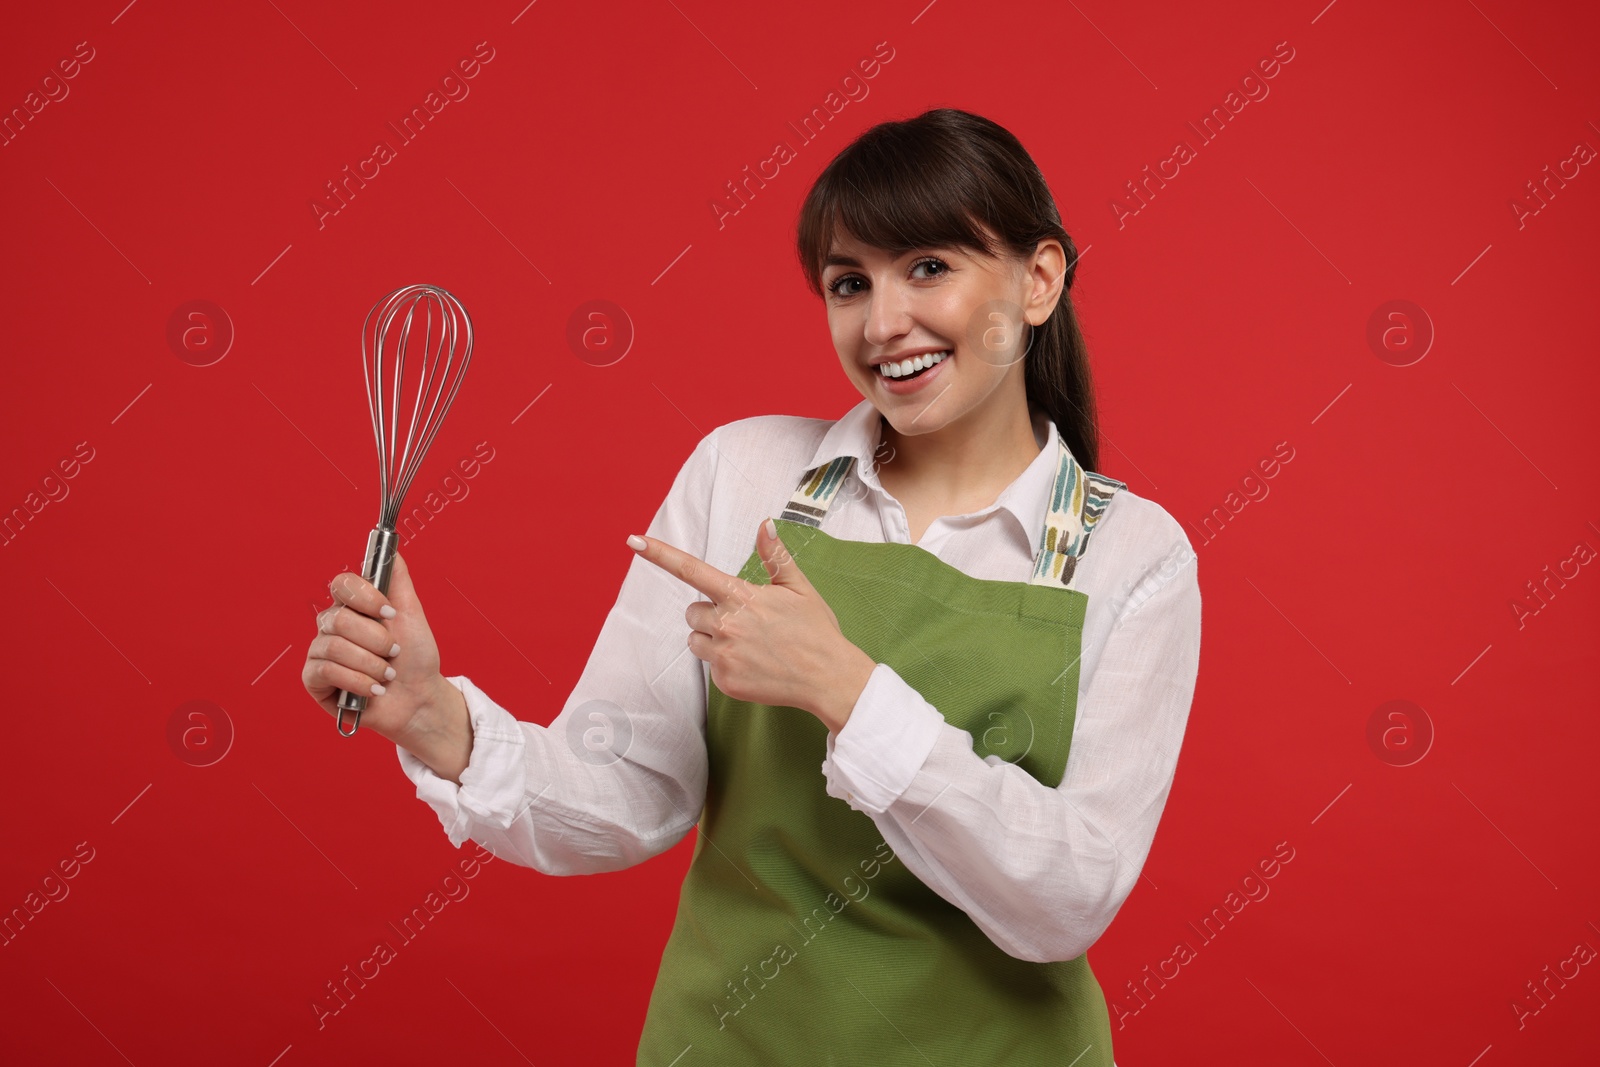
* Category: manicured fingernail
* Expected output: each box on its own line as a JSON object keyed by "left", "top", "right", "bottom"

{"left": 389, "top": 643, "right": 401, "bottom": 656}
{"left": 370, "top": 683, "right": 386, "bottom": 696}
{"left": 626, "top": 534, "right": 647, "bottom": 551}
{"left": 379, "top": 605, "right": 397, "bottom": 619}
{"left": 383, "top": 666, "right": 396, "bottom": 681}
{"left": 763, "top": 517, "right": 777, "bottom": 539}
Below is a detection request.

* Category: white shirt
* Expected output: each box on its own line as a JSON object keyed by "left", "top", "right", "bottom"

{"left": 397, "top": 398, "right": 1201, "bottom": 964}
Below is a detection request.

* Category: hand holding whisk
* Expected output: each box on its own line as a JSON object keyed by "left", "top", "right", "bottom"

{"left": 333, "top": 284, "right": 474, "bottom": 736}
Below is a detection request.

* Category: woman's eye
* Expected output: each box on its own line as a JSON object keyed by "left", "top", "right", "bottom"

{"left": 827, "top": 258, "right": 948, "bottom": 297}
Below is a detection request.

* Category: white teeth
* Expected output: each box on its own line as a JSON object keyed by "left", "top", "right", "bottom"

{"left": 878, "top": 350, "right": 950, "bottom": 378}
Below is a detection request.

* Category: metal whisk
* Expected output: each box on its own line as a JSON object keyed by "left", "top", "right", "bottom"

{"left": 335, "top": 283, "right": 474, "bottom": 736}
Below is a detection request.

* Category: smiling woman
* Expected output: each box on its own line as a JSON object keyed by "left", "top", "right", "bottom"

{"left": 303, "top": 106, "right": 1201, "bottom": 1067}
{"left": 796, "top": 110, "right": 1111, "bottom": 551}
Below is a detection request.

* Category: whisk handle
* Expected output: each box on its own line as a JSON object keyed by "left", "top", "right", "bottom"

{"left": 335, "top": 524, "right": 399, "bottom": 736}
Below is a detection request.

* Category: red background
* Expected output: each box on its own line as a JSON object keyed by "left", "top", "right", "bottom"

{"left": 3, "top": 1, "right": 1597, "bottom": 1063}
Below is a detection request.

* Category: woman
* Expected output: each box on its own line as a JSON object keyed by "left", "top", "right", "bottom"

{"left": 302, "top": 107, "right": 1201, "bottom": 1064}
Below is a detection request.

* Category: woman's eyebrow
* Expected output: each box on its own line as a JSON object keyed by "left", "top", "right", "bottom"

{"left": 824, "top": 246, "right": 953, "bottom": 270}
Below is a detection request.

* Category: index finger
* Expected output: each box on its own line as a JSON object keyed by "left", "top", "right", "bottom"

{"left": 629, "top": 534, "right": 747, "bottom": 604}
{"left": 330, "top": 571, "right": 397, "bottom": 620}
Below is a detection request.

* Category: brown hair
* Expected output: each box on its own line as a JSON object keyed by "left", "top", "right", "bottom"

{"left": 794, "top": 107, "right": 1104, "bottom": 473}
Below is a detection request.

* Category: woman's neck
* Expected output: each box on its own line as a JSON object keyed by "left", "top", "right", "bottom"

{"left": 875, "top": 390, "right": 1044, "bottom": 512}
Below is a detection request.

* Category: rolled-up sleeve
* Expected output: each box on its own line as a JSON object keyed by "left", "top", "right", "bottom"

{"left": 394, "top": 429, "right": 723, "bottom": 875}
{"left": 397, "top": 675, "right": 529, "bottom": 846}
{"left": 819, "top": 663, "right": 945, "bottom": 812}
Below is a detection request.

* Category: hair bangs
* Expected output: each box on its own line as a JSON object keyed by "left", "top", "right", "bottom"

{"left": 797, "top": 129, "right": 1001, "bottom": 298}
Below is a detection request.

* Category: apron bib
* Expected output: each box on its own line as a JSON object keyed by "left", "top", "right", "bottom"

{"left": 637, "top": 431, "right": 1125, "bottom": 1065}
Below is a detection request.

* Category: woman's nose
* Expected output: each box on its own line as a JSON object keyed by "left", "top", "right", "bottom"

{"left": 862, "top": 284, "right": 914, "bottom": 348}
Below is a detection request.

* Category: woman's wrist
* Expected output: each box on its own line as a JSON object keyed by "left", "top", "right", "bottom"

{"left": 394, "top": 674, "right": 475, "bottom": 785}
{"left": 810, "top": 646, "right": 877, "bottom": 733}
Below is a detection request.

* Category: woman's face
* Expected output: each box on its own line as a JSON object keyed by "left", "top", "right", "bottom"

{"left": 820, "top": 227, "right": 1066, "bottom": 438}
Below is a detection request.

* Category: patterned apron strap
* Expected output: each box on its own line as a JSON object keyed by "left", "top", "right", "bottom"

{"left": 778, "top": 454, "right": 858, "bottom": 528}
{"left": 1030, "top": 435, "right": 1126, "bottom": 589}
{"left": 777, "top": 432, "right": 1124, "bottom": 590}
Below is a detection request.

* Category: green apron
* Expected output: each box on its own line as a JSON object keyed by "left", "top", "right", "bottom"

{"left": 637, "top": 426, "right": 1126, "bottom": 1065}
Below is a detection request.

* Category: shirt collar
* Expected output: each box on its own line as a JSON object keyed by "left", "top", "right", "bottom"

{"left": 804, "top": 397, "right": 1066, "bottom": 547}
